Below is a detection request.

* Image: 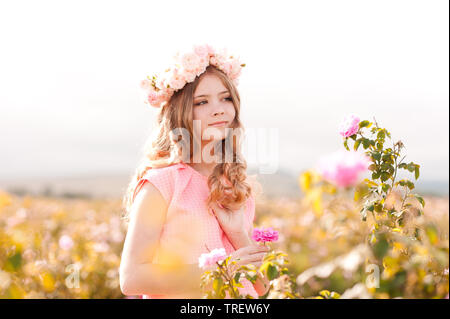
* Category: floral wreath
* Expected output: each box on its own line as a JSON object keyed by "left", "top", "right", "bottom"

{"left": 140, "top": 44, "right": 246, "bottom": 109}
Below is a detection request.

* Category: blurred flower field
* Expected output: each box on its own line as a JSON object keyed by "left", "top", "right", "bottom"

{"left": 1, "top": 115, "right": 449, "bottom": 299}
{"left": 0, "top": 186, "right": 448, "bottom": 299}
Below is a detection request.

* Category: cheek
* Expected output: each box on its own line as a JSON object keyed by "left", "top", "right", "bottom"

{"left": 193, "top": 109, "right": 208, "bottom": 135}
{"left": 227, "top": 105, "right": 236, "bottom": 120}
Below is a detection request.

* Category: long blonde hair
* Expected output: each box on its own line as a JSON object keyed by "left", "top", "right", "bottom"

{"left": 121, "top": 65, "right": 259, "bottom": 221}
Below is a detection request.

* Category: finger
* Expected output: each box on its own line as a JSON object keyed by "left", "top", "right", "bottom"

{"left": 247, "top": 245, "right": 270, "bottom": 255}
{"left": 234, "top": 245, "right": 268, "bottom": 258}
{"left": 209, "top": 202, "right": 226, "bottom": 217}
{"left": 247, "top": 252, "right": 268, "bottom": 262}
{"left": 236, "top": 253, "right": 267, "bottom": 265}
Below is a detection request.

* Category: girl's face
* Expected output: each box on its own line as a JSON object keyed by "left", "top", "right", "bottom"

{"left": 192, "top": 74, "right": 236, "bottom": 144}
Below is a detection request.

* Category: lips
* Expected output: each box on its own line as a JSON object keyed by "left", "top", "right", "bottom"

{"left": 208, "top": 121, "right": 228, "bottom": 127}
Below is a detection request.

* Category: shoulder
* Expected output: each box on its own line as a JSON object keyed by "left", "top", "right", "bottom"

{"left": 143, "top": 162, "right": 185, "bottom": 179}
{"left": 133, "top": 162, "right": 186, "bottom": 205}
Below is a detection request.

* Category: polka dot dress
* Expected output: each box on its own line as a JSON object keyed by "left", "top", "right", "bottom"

{"left": 132, "top": 161, "right": 258, "bottom": 299}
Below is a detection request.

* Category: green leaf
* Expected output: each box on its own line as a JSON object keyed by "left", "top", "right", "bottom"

{"left": 362, "top": 138, "right": 371, "bottom": 149}
{"left": 359, "top": 120, "right": 371, "bottom": 128}
{"left": 372, "top": 152, "right": 382, "bottom": 162}
{"left": 380, "top": 172, "right": 390, "bottom": 182}
{"left": 5, "top": 252, "right": 22, "bottom": 271}
{"left": 245, "top": 273, "right": 257, "bottom": 283}
{"left": 376, "top": 142, "right": 383, "bottom": 150}
{"left": 374, "top": 202, "right": 383, "bottom": 213}
{"left": 344, "top": 138, "right": 350, "bottom": 151}
{"left": 373, "top": 234, "right": 389, "bottom": 259}
{"left": 330, "top": 292, "right": 341, "bottom": 299}
{"left": 364, "top": 178, "right": 378, "bottom": 187}
{"left": 382, "top": 154, "right": 393, "bottom": 164}
{"left": 213, "top": 277, "right": 223, "bottom": 294}
{"left": 406, "top": 181, "right": 415, "bottom": 190}
{"left": 414, "top": 166, "right": 420, "bottom": 180}
{"left": 407, "top": 162, "right": 416, "bottom": 172}
{"left": 414, "top": 194, "right": 425, "bottom": 207}
{"left": 267, "top": 264, "right": 278, "bottom": 281}
{"left": 381, "top": 183, "right": 391, "bottom": 193}
{"left": 377, "top": 130, "right": 385, "bottom": 140}
{"left": 372, "top": 171, "right": 381, "bottom": 180}
{"left": 354, "top": 139, "right": 362, "bottom": 151}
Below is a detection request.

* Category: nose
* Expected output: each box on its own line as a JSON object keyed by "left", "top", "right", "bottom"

{"left": 211, "top": 103, "right": 225, "bottom": 117}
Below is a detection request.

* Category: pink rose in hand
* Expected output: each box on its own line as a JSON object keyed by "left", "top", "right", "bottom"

{"left": 338, "top": 114, "right": 360, "bottom": 138}
{"left": 252, "top": 227, "right": 279, "bottom": 243}
{"left": 198, "top": 248, "right": 227, "bottom": 269}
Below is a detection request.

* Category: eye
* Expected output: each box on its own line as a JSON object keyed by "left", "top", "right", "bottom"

{"left": 194, "top": 96, "right": 232, "bottom": 106}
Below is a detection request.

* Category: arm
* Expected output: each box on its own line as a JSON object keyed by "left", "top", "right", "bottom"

{"left": 119, "top": 182, "right": 209, "bottom": 296}
{"left": 228, "top": 231, "right": 271, "bottom": 297}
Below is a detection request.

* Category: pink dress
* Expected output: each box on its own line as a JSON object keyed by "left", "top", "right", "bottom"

{"left": 131, "top": 161, "right": 259, "bottom": 299}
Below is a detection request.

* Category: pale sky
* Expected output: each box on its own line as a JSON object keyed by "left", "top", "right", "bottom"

{"left": 0, "top": 0, "right": 448, "bottom": 183}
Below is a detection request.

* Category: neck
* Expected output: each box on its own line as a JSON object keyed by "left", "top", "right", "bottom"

{"left": 187, "top": 142, "right": 221, "bottom": 175}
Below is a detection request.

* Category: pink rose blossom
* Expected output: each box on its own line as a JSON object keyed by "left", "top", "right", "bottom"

{"left": 147, "top": 90, "right": 160, "bottom": 107}
{"left": 181, "top": 52, "right": 201, "bottom": 71}
{"left": 193, "top": 45, "right": 209, "bottom": 58}
{"left": 198, "top": 248, "right": 227, "bottom": 269}
{"left": 195, "top": 65, "right": 206, "bottom": 77}
{"left": 209, "top": 56, "right": 218, "bottom": 66}
{"left": 140, "top": 79, "right": 151, "bottom": 90}
{"left": 205, "top": 44, "right": 216, "bottom": 56}
{"left": 316, "top": 150, "right": 371, "bottom": 188}
{"left": 338, "top": 114, "right": 360, "bottom": 138}
{"left": 221, "top": 61, "right": 232, "bottom": 74}
{"left": 183, "top": 70, "right": 196, "bottom": 83}
{"left": 252, "top": 227, "right": 279, "bottom": 243}
{"left": 59, "top": 235, "right": 74, "bottom": 250}
{"left": 168, "top": 69, "right": 186, "bottom": 90}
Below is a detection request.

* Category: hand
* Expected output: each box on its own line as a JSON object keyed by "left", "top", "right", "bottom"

{"left": 209, "top": 201, "right": 247, "bottom": 238}
{"left": 228, "top": 245, "right": 270, "bottom": 273}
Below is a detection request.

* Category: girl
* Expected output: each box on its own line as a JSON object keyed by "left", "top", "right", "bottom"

{"left": 119, "top": 45, "right": 270, "bottom": 299}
